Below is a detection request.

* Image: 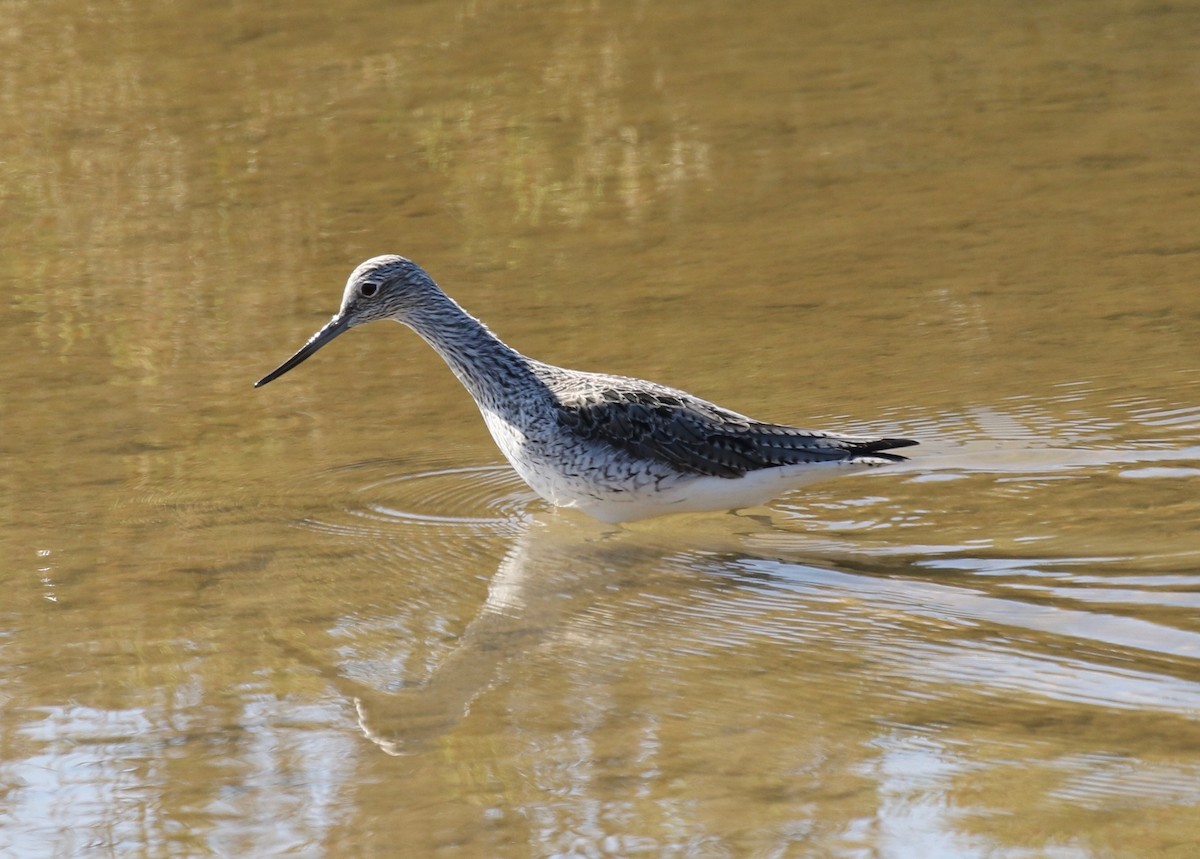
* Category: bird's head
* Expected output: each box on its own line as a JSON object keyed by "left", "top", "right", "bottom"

{"left": 254, "top": 255, "right": 438, "bottom": 388}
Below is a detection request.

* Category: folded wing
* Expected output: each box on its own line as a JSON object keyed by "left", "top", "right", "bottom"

{"left": 553, "top": 381, "right": 917, "bottom": 479}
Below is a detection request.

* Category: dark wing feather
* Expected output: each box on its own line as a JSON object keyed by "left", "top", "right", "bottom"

{"left": 554, "top": 383, "right": 917, "bottom": 479}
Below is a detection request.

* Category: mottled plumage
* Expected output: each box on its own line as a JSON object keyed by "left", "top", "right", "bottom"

{"left": 256, "top": 255, "right": 916, "bottom": 523}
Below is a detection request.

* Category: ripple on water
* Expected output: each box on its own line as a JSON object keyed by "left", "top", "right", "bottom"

{"left": 286, "top": 460, "right": 541, "bottom": 581}
{"left": 302, "top": 461, "right": 536, "bottom": 537}
{"left": 762, "top": 382, "right": 1200, "bottom": 574}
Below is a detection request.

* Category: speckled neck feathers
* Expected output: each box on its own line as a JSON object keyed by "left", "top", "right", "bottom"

{"left": 402, "top": 290, "right": 551, "bottom": 417}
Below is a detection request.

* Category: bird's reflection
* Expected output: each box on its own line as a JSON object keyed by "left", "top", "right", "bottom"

{"left": 329, "top": 514, "right": 658, "bottom": 755}
{"left": 295, "top": 507, "right": 911, "bottom": 756}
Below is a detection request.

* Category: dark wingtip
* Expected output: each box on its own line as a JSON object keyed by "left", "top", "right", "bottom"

{"left": 861, "top": 437, "right": 919, "bottom": 453}
{"left": 854, "top": 437, "right": 918, "bottom": 463}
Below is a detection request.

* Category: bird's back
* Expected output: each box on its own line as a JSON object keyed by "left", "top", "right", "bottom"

{"left": 543, "top": 367, "right": 917, "bottom": 479}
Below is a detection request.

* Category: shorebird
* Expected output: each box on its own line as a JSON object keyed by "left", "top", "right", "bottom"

{"left": 255, "top": 255, "right": 916, "bottom": 523}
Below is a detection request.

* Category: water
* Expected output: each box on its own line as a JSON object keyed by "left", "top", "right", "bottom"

{"left": 3, "top": 0, "right": 1199, "bottom": 856}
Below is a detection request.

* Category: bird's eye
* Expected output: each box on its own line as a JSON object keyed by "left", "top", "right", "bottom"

{"left": 360, "top": 282, "right": 379, "bottom": 297}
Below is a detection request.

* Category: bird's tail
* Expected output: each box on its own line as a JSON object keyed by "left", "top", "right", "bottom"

{"left": 851, "top": 437, "right": 918, "bottom": 462}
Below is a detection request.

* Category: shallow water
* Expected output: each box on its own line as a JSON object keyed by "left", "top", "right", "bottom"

{"left": 3, "top": 0, "right": 1200, "bottom": 856}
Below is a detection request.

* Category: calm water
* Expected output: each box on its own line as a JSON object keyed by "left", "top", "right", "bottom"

{"left": 3, "top": 0, "right": 1200, "bottom": 856}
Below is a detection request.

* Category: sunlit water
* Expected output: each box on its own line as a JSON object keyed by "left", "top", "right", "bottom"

{"left": 3, "top": 0, "right": 1200, "bottom": 856}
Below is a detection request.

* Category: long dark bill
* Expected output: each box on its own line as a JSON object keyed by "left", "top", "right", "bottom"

{"left": 254, "top": 314, "right": 351, "bottom": 388}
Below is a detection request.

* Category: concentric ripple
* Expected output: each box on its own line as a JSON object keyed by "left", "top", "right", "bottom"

{"left": 302, "top": 461, "right": 538, "bottom": 542}
{"left": 352, "top": 464, "right": 536, "bottom": 528}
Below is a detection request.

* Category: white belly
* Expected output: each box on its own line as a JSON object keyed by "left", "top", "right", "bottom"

{"left": 481, "top": 405, "right": 873, "bottom": 522}
{"left": 569, "top": 460, "right": 868, "bottom": 523}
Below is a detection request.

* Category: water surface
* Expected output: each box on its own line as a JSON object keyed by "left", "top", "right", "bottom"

{"left": 2, "top": 0, "right": 1199, "bottom": 856}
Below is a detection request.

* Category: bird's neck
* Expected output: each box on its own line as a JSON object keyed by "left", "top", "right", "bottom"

{"left": 403, "top": 293, "right": 550, "bottom": 415}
